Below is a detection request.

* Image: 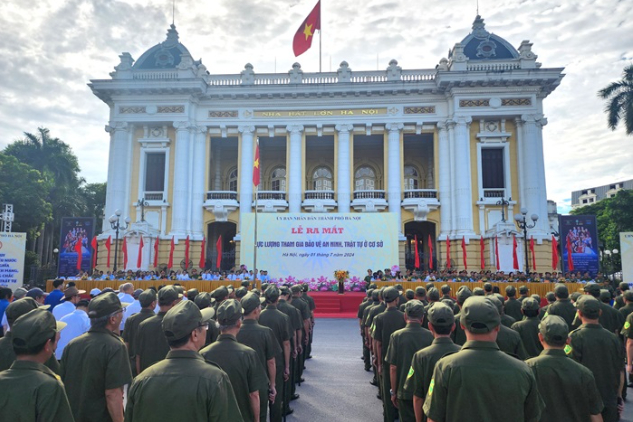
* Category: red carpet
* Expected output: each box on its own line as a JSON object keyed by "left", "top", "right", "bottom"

{"left": 308, "top": 291, "right": 365, "bottom": 318}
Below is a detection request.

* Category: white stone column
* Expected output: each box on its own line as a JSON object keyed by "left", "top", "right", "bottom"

{"left": 336, "top": 124, "right": 353, "bottom": 213}
{"left": 213, "top": 143, "right": 222, "bottom": 191}
{"left": 522, "top": 114, "right": 550, "bottom": 234}
{"left": 515, "top": 117, "right": 526, "bottom": 205}
{"left": 287, "top": 125, "right": 304, "bottom": 213}
{"left": 453, "top": 116, "right": 474, "bottom": 235}
{"left": 191, "top": 126, "right": 207, "bottom": 237}
{"left": 170, "top": 121, "right": 191, "bottom": 236}
{"left": 386, "top": 123, "right": 404, "bottom": 237}
{"left": 103, "top": 122, "right": 129, "bottom": 235}
{"left": 437, "top": 122, "right": 452, "bottom": 237}
{"left": 238, "top": 126, "right": 255, "bottom": 234}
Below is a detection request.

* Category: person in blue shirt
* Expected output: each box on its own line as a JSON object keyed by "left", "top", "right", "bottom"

{"left": 0, "top": 288, "right": 11, "bottom": 336}
{"left": 44, "top": 279, "right": 65, "bottom": 311}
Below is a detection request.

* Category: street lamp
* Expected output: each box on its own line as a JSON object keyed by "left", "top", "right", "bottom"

{"left": 136, "top": 197, "right": 149, "bottom": 222}
{"left": 514, "top": 207, "right": 539, "bottom": 275}
{"left": 604, "top": 249, "right": 619, "bottom": 281}
{"left": 108, "top": 209, "right": 130, "bottom": 273}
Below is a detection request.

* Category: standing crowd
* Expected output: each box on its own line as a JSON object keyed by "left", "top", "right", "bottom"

{"left": 0, "top": 279, "right": 315, "bottom": 422}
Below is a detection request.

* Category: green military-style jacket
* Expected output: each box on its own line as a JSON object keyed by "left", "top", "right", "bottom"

{"left": 403, "top": 337, "right": 461, "bottom": 400}
{"left": 618, "top": 303, "right": 633, "bottom": 322}
{"left": 500, "top": 313, "right": 516, "bottom": 328}
{"left": 371, "top": 307, "right": 406, "bottom": 362}
{"left": 236, "top": 319, "right": 279, "bottom": 374}
{"left": 511, "top": 317, "right": 543, "bottom": 359}
{"left": 451, "top": 313, "right": 467, "bottom": 346}
{"left": 0, "top": 331, "right": 60, "bottom": 373}
{"left": 122, "top": 308, "right": 154, "bottom": 359}
{"left": 546, "top": 298, "right": 576, "bottom": 327}
{"left": 125, "top": 349, "right": 244, "bottom": 422}
{"left": 526, "top": 349, "right": 604, "bottom": 422}
{"left": 496, "top": 324, "right": 529, "bottom": 360}
{"left": 0, "top": 360, "right": 74, "bottom": 422}
{"left": 364, "top": 301, "right": 384, "bottom": 329}
{"left": 136, "top": 312, "right": 170, "bottom": 372}
{"left": 258, "top": 304, "right": 290, "bottom": 367}
{"left": 278, "top": 299, "right": 302, "bottom": 350}
{"left": 504, "top": 298, "right": 523, "bottom": 322}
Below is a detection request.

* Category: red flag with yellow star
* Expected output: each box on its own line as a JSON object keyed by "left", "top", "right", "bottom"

{"left": 253, "top": 141, "right": 260, "bottom": 187}
{"left": 293, "top": 1, "right": 320, "bottom": 57}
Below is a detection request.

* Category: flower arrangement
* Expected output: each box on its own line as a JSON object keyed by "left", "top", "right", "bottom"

{"left": 334, "top": 270, "right": 349, "bottom": 281}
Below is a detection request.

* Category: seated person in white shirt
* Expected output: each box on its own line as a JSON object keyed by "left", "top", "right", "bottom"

{"left": 56, "top": 299, "right": 91, "bottom": 359}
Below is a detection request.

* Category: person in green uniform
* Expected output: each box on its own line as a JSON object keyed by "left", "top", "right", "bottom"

{"left": 598, "top": 289, "right": 625, "bottom": 335}
{"left": 504, "top": 285, "right": 523, "bottom": 321}
{"left": 569, "top": 295, "right": 624, "bottom": 422}
{"left": 0, "top": 297, "right": 60, "bottom": 373}
{"left": 201, "top": 299, "right": 268, "bottom": 422}
{"left": 372, "top": 286, "right": 407, "bottom": 422}
{"left": 364, "top": 288, "right": 384, "bottom": 388}
{"left": 404, "top": 303, "right": 461, "bottom": 422}
{"left": 194, "top": 292, "right": 220, "bottom": 346}
{"left": 290, "top": 285, "right": 311, "bottom": 383}
{"left": 493, "top": 293, "right": 516, "bottom": 328}
{"left": 518, "top": 285, "right": 529, "bottom": 302}
{"left": 483, "top": 282, "right": 493, "bottom": 296}
{"left": 487, "top": 296, "right": 529, "bottom": 360}
{"left": 423, "top": 296, "right": 545, "bottom": 422}
{"left": 618, "top": 290, "right": 633, "bottom": 321}
{"left": 359, "top": 289, "right": 375, "bottom": 371}
{"left": 0, "top": 308, "right": 73, "bottom": 422}
{"left": 236, "top": 292, "right": 280, "bottom": 422}
{"left": 258, "top": 286, "right": 291, "bottom": 421}
{"left": 61, "top": 292, "right": 132, "bottom": 422}
{"left": 547, "top": 284, "right": 576, "bottom": 327}
{"left": 571, "top": 283, "right": 624, "bottom": 334}
{"left": 415, "top": 287, "right": 428, "bottom": 306}
{"left": 385, "top": 300, "right": 434, "bottom": 422}
{"left": 122, "top": 289, "right": 156, "bottom": 376}
{"left": 278, "top": 285, "right": 303, "bottom": 408}
{"left": 135, "top": 285, "right": 180, "bottom": 373}
{"left": 538, "top": 292, "right": 556, "bottom": 320}
{"left": 526, "top": 315, "right": 604, "bottom": 422}
{"left": 451, "top": 287, "right": 472, "bottom": 346}
{"left": 614, "top": 282, "right": 629, "bottom": 310}
{"left": 301, "top": 283, "right": 316, "bottom": 359}
{"left": 124, "top": 300, "right": 243, "bottom": 422}
{"left": 511, "top": 298, "right": 543, "bottom": 358}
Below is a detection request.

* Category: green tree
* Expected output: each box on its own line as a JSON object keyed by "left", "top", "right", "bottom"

{"left": 81, "top": 182, "right": 107, "bottom": 229}
{"left": 598, "top": 64, "right": 633, "bottom": 135}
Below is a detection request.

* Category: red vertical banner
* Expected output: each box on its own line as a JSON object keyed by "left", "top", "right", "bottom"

{"left": 428, "top": 235, "right": 433, "bottom": 270}
{"left": 495, "top": 236, "right": 500, "bottom": 271}
{"left": 530, "top": 236, "right": 536, "bottom": 271}
{"left": 122, "top": 237, "right": 128, "bottom": 270}
{"left": 75, "top": 237, "right": 83, "bottom": 270}
{"left": 414, "top": 235, "right": 420, "bottom": 269}
{"left": 184, "top": 236, "right": 190, "bottom": 267}
{"left": 551, "top": 235, "right": 559, "bottom": 270}
{"left": 512, "top": 235, "right": 519, "bottom": 270}
{"left": 216, "top": 235, "right": 223, "bottom": 269}
{"left": 253, "top": 141, "right": 260, "bottom": 187}
{"left": 137, "top": 236, "right": 144, "bottom": 268}
{"left": 199, "top": 237, "right": 206, "bottom": 269}
{"left": 91, "top": 236, "right": 98, "bottom": 269}
{"left": 105, "top": 236, "right": 112, "bottom": 268}
{"left": 153, "top": 237, "right": 160, "bottom": 268}
{"left": 446, "top": 235, "right": 451, "bottom": 269}
{"left": 566, "top": 236, "right": 574, "bottom": 271}
{"left": 480, "top": 236, "right": 485, "bottom": 269}
{"left": 461, "top": 236, "right": 468, "bottom": 270}
{"left": 168, "top": 236, "right": 175, "bottom": 269}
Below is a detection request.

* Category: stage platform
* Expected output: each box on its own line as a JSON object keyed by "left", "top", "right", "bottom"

{"left": 310, "top": 291, "right": 365, "bottom": 318}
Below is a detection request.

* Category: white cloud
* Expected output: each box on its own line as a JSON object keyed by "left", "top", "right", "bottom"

{"left": 0, "top": 0, "right": 631, "bottom": 212}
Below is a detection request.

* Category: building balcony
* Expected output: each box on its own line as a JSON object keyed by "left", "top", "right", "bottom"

{"left": 402, "top": 189, "right": 440, "bottom": 221}
{"left": 143, "top": 191, "right": 166, "bottom": 203}
{"left": 302, "top": 190, "right": 337, "bottom": 213}
{"left": 254, "top": 191, "right": 288, "bottom": 212}
{"left": 204, "top": 191, "right": 239, "bottom": 222}
{"left": 351, "top": 190, "right": 388, "bottom": 212}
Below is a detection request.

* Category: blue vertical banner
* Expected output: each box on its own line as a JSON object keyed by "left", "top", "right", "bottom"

{"left": 559, "top": 215, "right": 599, "bottom": 276}
{"left": 58, "top": 218, "right": 96, "bottom": 277}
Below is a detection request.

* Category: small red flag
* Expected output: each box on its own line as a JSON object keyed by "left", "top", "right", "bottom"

{"left": 495, "top": 236, "right": 500, "bottom": 271}
{"left": 551, "top": 235, "right": 559, "bottom": 270}
{"left": 428, "top": 235, "right": 433, "bottom": 270}
{"left": 530, "top": 236, "right": 536, "bottom": 271}
{"left": 153, "top": 237, "right": 160, "bottom": 268}
{"left": 414, "top": 235, "right": 420, "bottom": 269}
{"left": 292, "top": 1, "right": 321, "bottom": 57}
{"left": 566, "top": 236, "right": 574, "bottom": 271}
{"left": 168, "top": 236, "right": 175, "bottom": 268}
{"left": 461, "top": 237, "right": 468, "bottom": 270}
{"left": 253, "top": 141, "right": 260, "bottom": 187}
{"left": 216, "top": 235, "right": 223, "bottom": 269}
{"left": 199, "top": 237, "right": 206, "bottom": 269}
{"left": 122, "top": 237, "right": 128, "bottom": 270}
{"left": 184, "top": 236, "right": 190, "bottom": 267}
{"left": 480, "top": 236, "right": 485, "bottom": 270}
{"left": 446, "top": 235, "right": 451, "bottom": 269}
{"left": 137, "top": 236, "right": 144, "bottom": 268}
{"left": 91, "top": 236, "right": 98, "bottom": 269}
{"left": 75, "top": 237, "right": 83, "bottom": 270}
{"left": 512, "top": 235, "right": 519, "bottom": 270}
{"left": 105, "top": 236, "right": 112, "bottom": 268}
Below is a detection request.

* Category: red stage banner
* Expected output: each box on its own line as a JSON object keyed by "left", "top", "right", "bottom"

{"left": 184, "top": 236, "right": 190, "bottom": 267}
{"left": 199, "top": 237, "right": 206, "bottom": 269}
{"left": 446, "top": 235, "right": 451, "bottom": 269}
{"left": 461, "top": 236, "right": 467, "bottom": 270}
{"left": 137, "top": 236, "right": 144, "bottom": 268}
{"left": 428, "top": 234, "right": 433, "bottom": 270}
{"left": 105, "top": 236, "right": 112, "bottom": 268}
{"left": 216, "top": 235, "right": 223, "bottom": 269}
{"left": 75, "top": 237, "right": 83, "bottom": 270}
{"left": 495, "top": 236, "right": 500, "bottom": 271}
{"left": 153, "top": 237, "right": 160, "bottom": 268}
{"left": 414, "top": 235, "right": 420, "bottom": 269}
{"left": 168, "top": 237, "right": 175, "bottom": 269}
{"left": 552, "top": 235, "right": 559, "bottom": 270}
{"left": 122, "top": 237, "right": 128, "bottom": 270}
{"left": 530, "top": 236, "right": 536, "bottom": 271}
{"left": 480, "top": 236, "right": 485, "bottom": 270}
{"left": 512, "top": 235, "right": 519, "bottom": 270}
{"left": 91, "top": 236, "right": 98, "bottom": 269}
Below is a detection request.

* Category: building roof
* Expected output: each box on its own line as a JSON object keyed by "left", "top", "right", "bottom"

{"left": 133, "top": 24, "right": 193, "bottom": 70}
{"left": 457, "top": 15, "right": 519, "bottom": 61}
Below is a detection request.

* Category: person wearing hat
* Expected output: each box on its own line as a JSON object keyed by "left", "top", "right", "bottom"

{"left": 571, "top": 283, "right": 624, "bottom": 334}
{"left": 60, "top": 292, "right": 132, "bottom": 422}
{"left": 186, "top": 288, "right": 199, "bottom": 302}
{"left": 504, "top": 285, "right": 523, "bottom": 322}
{"left": 258, "top": 286, "right": 291, "bottom": 421}
{"left": 404, "top": 302, "right": 461, "bottom": 422}
{"left": 125, "top": 300, "right": 242, "bottom": 422}
{"left": 538, "top": 292, "right": 556, "bottom": 320}
{"left": 290, "top": 285, "right": 311, "bottom": 385}
{"left": 439, "top": 285, "right": 454, "bottom": 306}
{"left": 569, "top": 296, "right": 624, "bottom": 422}
{"left": 451, "top": 287, "right": 472, "bottom": 346}
{"left": 618, "top": 290, "right": 633, "bottom": 322}
{"left": 483, "top": 282, "right": 493, "bottom": 296}
{"left": 53, "top": 286, "right": 86, "bottom": 321}
{"left": 211, "top": 286, "right": 230, "bottom": 309}
{"left": 385, "top": 300, "right": 433, "bottom": 422}
{"left": 0, "top": 308, "right": 73, "bottom": 421}
{"left": 526, "top": 315, "right": 604, "bottom": 422}
{"left": 236, "top": 292, "right": 280, "bottom": 422}
{"left": 423, "top": 296, "right": 545, "bottom": 422}
{"left": 56, "top": 299, "right": 90, "bottom": 360}
{"left": 202, "top": 299, "right": 268, "bottom": 422}
{"left": 44, "top": 278, "right": 65, "bottom": 310}
{"left": 135, "top": 285, "right": 181, "bottom": 373}
{"left": 414, "top": 287, "right": 428, "bottom": 306}
{"left": 493, "top": 293, "right": 516, "bottom": 329}
{"left": 119, "top": 285, "right": 142, "bottom": 333}
{"left": 547, "top": 284, "right": 576, "bottom": 327}
{"left": 364, "top": 288, "right": 385, "bottom": 388}
{"left": 0, "top": 297, "right": 60, "bottom": 373}
{"left": 90, "top": 288, "right": 102, "bottom": 298}
{"left": 614, "top": 282, "right": 629, "bottom": 310}
{"left": 26, "top": 287, "right": 48, "bottom": 305}
{"left": 300, "top": 283, "right": 316, "bottom": 359}
{"left": 487, "top": 296, "right": 529, "bottom": 360}
{"left": 510, "top": 298, "right": 543, "bottom": 358}
{"left": 372, "top": 286, "right": 406, "bottom": 422}
{"left": 518, "top": 285, "right": 529, "bottom": 302}
{"left": 276, "top": 285, "right": 303, "bottom": 409}
{"left": 122, "top": 289, "right": 157, "bottom": 376}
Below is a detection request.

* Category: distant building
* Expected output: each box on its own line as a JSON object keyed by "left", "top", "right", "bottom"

{"left": 571, "top": 180, "right": 633, "bottom": 209}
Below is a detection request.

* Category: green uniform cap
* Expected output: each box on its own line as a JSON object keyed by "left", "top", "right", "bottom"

{"left": 194, "top": 292, "right": 212, "bottom": 309}
{"left": 576, "top": 295, "right": 601, "bottom": 319}
{"left": 162, "top": 300, "right": 215, "bottom": 341}
{"left": 405, "top": 289, "right": 415, "bottom": 300}
{"left": 521, "top": 297, "right": 540, "bottom": 312}
{"left": 415, "top": 286, "right": 426, "bottom": 296}
{"left": 599, "top": 289, "right": 611, "bottom": 302}
{"left": 211, "top": 286, "right": 229, "bottom": 301}
{"left": 290, "top": 285, "right": 302, "bottom": 294}
{"left": 462, "top": 296, "right": 500, "bottom": 333}
{"left": 139, "top": 289, "right": 157, "bottom": 308}
{"left": 265, "top": 285, "right": 281, "bottom": 302}
{"left": 473, "top": 287, "right": 485, "bottom": 296}
{"left": 428, "top": 302, "right": 455, "bottom": 327}
{"left": 583, "top": 283, "right": 601, "bottom": 297}
{"left": 624, "top": 291, "right": 633, "bottom": 302}
{"left": 456, "top": 287, "right": 473, "bottom": 304}
{"left": 12, "top": 308, "right": 66, "bottom": 350}
{"left": 519, "top": 285, "right": 529, "bottom": 295}
{"left": 173, "top": 285, "right": 185, "bottom": 295}
{"left": 217, "top": 299, "right": 243, "bottom": 326}
{"left": 545, "top": 292, "right": 556, "bottom": 302}
{"left": 505, "top": 285, "right": 517, "bottom": 297}
{"left": 486, "top": 295, "right": 503, "bottom": 314}
{"left": 261, "top": 283, "right": 269, "bottom": 292}
{"left": 371, "top": 289, "right": 380, "bottom": 301}
{"left": 531, "top": 294, "right": 541, "bottom": 302}
{"left": 395, "top": 284, "right": 403, "bottom": 291}
{"left": 570, "top": 291, "right": 582, "bottom": 302}
{"left": 5, "top": 297, "right": 46, "bottom": 325}
{"left": 427, "top": 288, "right": 440, "bottom": 301}
{"left": 241, "top": 292, "right": 261, "bottom": 314}
{"left": 158, "top": 286, "right": 181, "bottom": 306}
{"left": 186, "top": 288, "right": 199, "bottom": 301}
{"left": 279, "top": 286, "right": 291, "bottom": 296}
{"left": 619, "top": 282, "right": 629, "bottom": 291}
{"left": 404, "top": 300, "right": 425, "bottom": 318}
{"left": 235, "top": 287, "right": 248, "bottom": 299}
{"left": 539, "top": 315, "right": 569, "bottom": 345}
{"left": 302, "top": 283, "right": 309, "bottom": 292}
{"left": 61, "top": 286, "right": 86, "bottom": 301}
{"left": 383, "top": 287, "right": 400, "bottom": 303}
{"left": 88, "top": 292, "right": 128, "bottom": 319}
{"left": 554, "top": 283, "right": 569, "bottom": 298}
{"left": 483, "top": 282, "right": 493, "bottom": 292}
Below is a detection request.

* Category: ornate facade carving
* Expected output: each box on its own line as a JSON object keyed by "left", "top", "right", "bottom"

{"left": 119, "top": 106, "right": 146, "bottom": 114}
{"left": 209, "top": 111, "right": 238, "bottom": 118}
{"left": 502, "top": 98, "right": 531, "bottom": 106}
{"left": 459, "top": 99, "right": 490, "bottom": 107}
{"left": 158, "top": 105, "right": 185, "bottom": 113}
{"left": 404, "top": 106, "right": 436, "bottom": 114}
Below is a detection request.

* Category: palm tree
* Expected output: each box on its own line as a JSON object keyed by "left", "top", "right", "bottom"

{"left": 598, "top": 64, "right": 633, "bottom": 135}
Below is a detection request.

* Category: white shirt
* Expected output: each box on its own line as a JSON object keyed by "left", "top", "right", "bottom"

{"left": 121, "top": 299, "right": 141, "bottom": 331}
{"left": 56, "top": 309, "right": 90, "bottom": 360}
{"left": 52, "top": 301, "right": 76, "bottom": 321}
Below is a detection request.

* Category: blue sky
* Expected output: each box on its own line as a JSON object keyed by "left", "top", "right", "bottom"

{"left": 1, "top": 0, "right": 632, "bottom": 214}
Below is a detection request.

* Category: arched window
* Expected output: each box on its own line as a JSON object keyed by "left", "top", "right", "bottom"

{"left": 312, "top": 167, "right": 333, "bottom": 190}
{"left": 404, "top": 165, "right": 419, "bottom": 190}
{"left": 271, "top": 167, "right": 286, "bottom": 191}
{"left": 355, "top": 166, "right": 376, "bottom": 191}
{"left": 228, "top": 168, "right": 238, "bottom": 192}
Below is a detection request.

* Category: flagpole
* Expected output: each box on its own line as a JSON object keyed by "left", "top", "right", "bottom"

{"left": 319, "top": 0, "right": 322, "bottom": 72}
{"left": 253, "top": 138, "right": 259, "bottom": 288}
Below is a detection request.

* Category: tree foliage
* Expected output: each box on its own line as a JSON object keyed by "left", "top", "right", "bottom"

{"left": 598, "top": 64, "right": 633, "bottom": 135}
